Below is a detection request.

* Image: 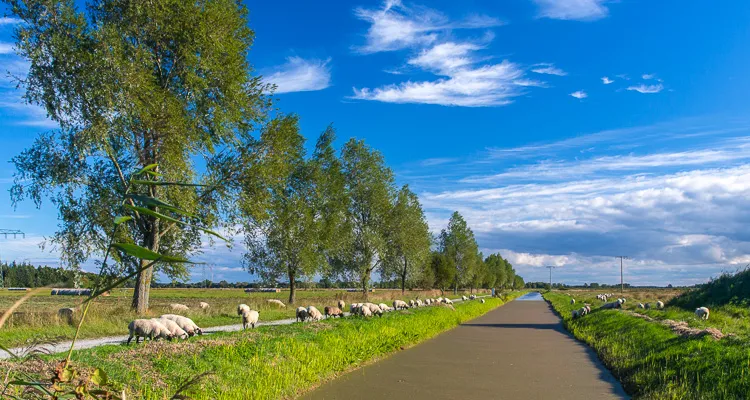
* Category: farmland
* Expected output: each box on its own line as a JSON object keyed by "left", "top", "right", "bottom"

{"left": 545, "top": 285, "right": 750, "bottom": 399}
{"left": 0, "top": 293, "right": 517, "bottom": 399}
{"left": 0, "top": 288, "right": 489, "bottom": 348}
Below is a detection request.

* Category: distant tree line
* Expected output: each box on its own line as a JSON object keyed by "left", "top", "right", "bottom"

{"left": 0, "top": 261, "right": 98, "bottom": 288}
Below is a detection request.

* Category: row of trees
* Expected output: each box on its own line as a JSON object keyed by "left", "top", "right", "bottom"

{"left": 5, "top": 0, "right": 524, "bottom": 309}
{"left": 0, "top": 261, "right": 97, "bottom": 288}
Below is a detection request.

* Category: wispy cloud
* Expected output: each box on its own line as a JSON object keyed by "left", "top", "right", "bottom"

{"left": 642, "top": 73, "right": 656, "bottom": 80}
{"left": 601, "top": 76, "right": 614, "bottom": 84}
{"left": 627, "top": 83, "right": 663, "bottom": 94}
{"left": 419, "top": 157, "right": 458, "bottom": 166}
{"left": 570, "top": 90, "right": 587, "bottom": 99}
{"left": 0, "top": 17, "right": 21, "bottom": 25}
{"left": 353, "top": 0, "right": 501, "bottom": 54}
{"left": 263, "top": 57, "right": 332, "bottom": 94}
{"left": 533, "top": 0, "right": 609, "bottom": 21}
{"left": 531, "top": 63, "right": 567, "bottom": 76}
{"left": 351, "top": 1, "right": 543, "bottom": 107}
{"left": 0, "top": 43, "right": 13, "bottom": 55}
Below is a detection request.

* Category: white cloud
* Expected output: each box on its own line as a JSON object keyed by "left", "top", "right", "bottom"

{"left": 533, "top": 0, "right": 609, "bottom": 21}
{"left": 0, "top": 43, "right": 14, "bottom": 55}
{"left": 531, "top": 63, "right": 567, "bottom": 76}
{"left": 601, "top": 76, "right": 614, "bottom": 84}
{"left": 353, "top": 0, "right": 501, "bottom": 54}
{"left": 0, "top": 18, "right": 21, "bottom": 25}
{"left": 570, "top": 90, "right": 587, "bottom": 99}
{"left": 642, "top": 73, "right": 655, "bottom": 80}
{"left": 263, "top": 57, "right": 332, "bottom": 94}
{"left": 627, "top": 83, "right": 663, "bottom": 94}
{"left": 407, "top": 41, "right": 482, "bottom": 75}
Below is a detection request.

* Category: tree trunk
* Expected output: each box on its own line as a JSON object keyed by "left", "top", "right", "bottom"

{"left": 288, "top": 270, "right": 296, "bottom": 304}
{"left": 454, "top": 279, "right": 458, "bottom": 295}
{"left": 361, "top": 275, "right": 369, "bottom": 301}
{"left": 401, "top": 259, "right": 407, "bottom": 294}
{"left": 132, "top": 211, "right": 160, "bottom": 313}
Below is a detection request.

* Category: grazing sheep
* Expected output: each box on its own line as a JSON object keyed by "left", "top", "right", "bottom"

{"left": 366, "top": 303, "right": 384, "bottom": 317}
{"left": 584, "top": 305, "right": 591, "bottom": 314}
{"left": 160, "top": 314, "right": 203, "bottom": 336}
{"left": 324, "top": 306, "right": 344, "bottom": 318}
{"left": 638, "top": 303, "right": 645, "bottom": 309}
{"left": 695, "top": 307, "right": 710, "bottom": 320}
{"left": 237, "top": 304, "right": 251, "bottom": 316}
{"left": 437, "top": 297, "right": 443, "bottom": 303}
{"left": 307, "top": 306, "right": 324, "bottom": 321}
{"left": 579, "top": 307, "right": 588, "bottom": 316}
{"left": 127, "top": 319, "right": 172, "bottom": 344}
{"left": 409, "top": 299, "right": 416, "bottom": 308}
{"left": 656, "top": 301, "right": 664, "bottom": 309}
{"left": 338, "top": 300, "right": 346, "bottom": 310}
{"left": 155, "top": 318, "right": 189, "bottom": 340}
{"left": 480, "top": 298, "right": 485, "bottom": 304}
{"left": 378, "top": 303, "right": 391, "bottom": 312}
{"left": 461, "top": 295, "right": 468, "bottom": 301}
{"left": 469, "top": 294, "right": 476, "bottom": 300}
{"left": 570, "top": 299, "right": 576, "bottom": 305}
{"left": 58, "top": 308, "right": 75, "bottom": 324}
{"left": 350, "top": 303, "right": 362, "bottom": 315}
{"left": 296, "top": 306, "right": 309, "bottom": 322}
{"left": 266, "top": 299, "right": 286, "bottom": 308}
{"left": 199, "top": 302, "right": 210, "bottom": 310}
{"left": 601, "top": 302, "right": 621, "bottom": 310}
{"left": 443, "top": 298, "right": 454, "bottom": 305}
{"left": 361, "top": 306, "right": 373, "bottom": 317}
{"left": 241, "top": 309, "right": 260, "bottom": 329}
{"left": 572, "top": 310, "right": 580, "bottom": 319}
{"left": 616, "top": 298, "right": 624, "bottom": 305}
{"left": 393, "top": 300, "right": 408, "bottom": 310}
{"left": 645, "top": 303, "right": 651, "bottom": 309}
{"left": 170, "top": 303, "right": 189, "bottom": 313}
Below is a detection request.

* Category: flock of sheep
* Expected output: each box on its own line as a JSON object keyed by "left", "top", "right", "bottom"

{"left": 570, "top": 293, "right": 710, "bottom": 321}
{"left": 126, "top": 294, "right": 487, "bottom": 344}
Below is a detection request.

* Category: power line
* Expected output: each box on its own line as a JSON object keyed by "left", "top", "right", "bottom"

{"left": 0, "top": 229, "right": 26, "bottom": 288}
{"left": 545, "top": 265, "right": 557, "bottom": 290}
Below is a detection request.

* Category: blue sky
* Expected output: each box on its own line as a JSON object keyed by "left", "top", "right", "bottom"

{"left": 2, "top": 0, "right": 750, "bottom": 286}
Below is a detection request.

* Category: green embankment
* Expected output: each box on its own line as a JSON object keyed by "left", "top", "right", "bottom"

{"left": 6, "top": 293, "right": 521, "bottom": 399}
{"left": 544, "top": 292, "right": 750, "bottom": 400}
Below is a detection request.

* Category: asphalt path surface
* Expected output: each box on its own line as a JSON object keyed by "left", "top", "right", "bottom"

{"left": 303, "top": 293, "right": 628, "bottom": 400}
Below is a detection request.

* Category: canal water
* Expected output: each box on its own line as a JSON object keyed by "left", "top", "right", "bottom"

{"left": 516, "top": 292, "right": 544, "bottom": 301}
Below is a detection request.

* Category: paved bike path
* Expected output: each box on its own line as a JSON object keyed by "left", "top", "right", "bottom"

{"left": 303, "top": 294, "right": 628, "bottom": 399}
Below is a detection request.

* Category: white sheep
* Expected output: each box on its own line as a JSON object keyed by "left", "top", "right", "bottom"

{"left": 267, "top": 299, "right": 286, "bottom": 308}
{"left": 325, "top": 306, "right": 344, "bottom": 318}
{"left": 443, "top": 298, "right": 454, "bottom": 305}
{"left": 461, "top": 295, "right": 468, "bottom": 301}
{"left": 237, "top": 303, "right": 251, "bottom": 316}
{"left": 155, "top": 318, "right": 189, "bottom": 340}
{"left": 127, "top": 319, "right": 172, "bottom": 344}
{"left": 570, "top": 299, "right": 576, "bottom": 305}
{"left": 160, "top": 314, "right": 203, "bottom": 336}
{"left": 296, "top": 306, "right": 308, "bottom": 322}
{"left": 170, "top": 303, "right": 189, "bottom": 313}
{"left": 437, "top": 297, "right": 443, "bottom": 303}
{"left": 58, "top": 307, "right": 75, "bottom": 324}
{"left": 469, "top": 294, "right": 477, "bottom": 300}
{"left": 361, "top": 306, "right": 373, "bottom": 318}
{"left": 695, "top": 307, "right": 710, "bottom": 320}
{"left": 393, "top": 300, "right": 408, "bottom": 310}
{"left": 350, "top": 303, "right": 362, "bottom": 314}
{"left": 638, "top": 303, "right": 645, "bottom": 309}
{"left": 307, "top": 306, "right": 324, "bottom": 321}
{"left": 409, "top": 299, "right": 416, "bottom": 308}
{"left": 366, "top": 303, "right": 383, "bottom": 317}
{"left": 656, "top": 301, "right": 664, "bottom": 309}
{"left": 480, "top": 298, "right": 485, "bottom": 304}
{"left": 241, "top": 309, "right": 260, "bottom": 329}
{"left": 571, "top": 310, "right": 580, "bottom": 319}
{"left": 338, "top": 300, "right": 346, "bottom": 310}
{"left": 378, "top": 303, "right": 391, "bottom": 312}
{"left": 199, "top": 302, "right": 210, "bottom": 310}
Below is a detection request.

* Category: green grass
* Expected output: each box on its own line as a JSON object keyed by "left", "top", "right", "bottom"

{"left": 0, "top": 288, "right": 488, "bottom": 348}
{"left": 545, "top": 291, "right": 750, "bottom": 399}
{"left": 2, "top": 293, "right": 520, "bottom": 399}
{"left": 669, "top": 268, "right": 750, "bottom": 309}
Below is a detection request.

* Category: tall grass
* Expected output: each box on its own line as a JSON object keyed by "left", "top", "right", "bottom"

{"left": 2, "top": 294, "right": 518, "bottom": 399}
{"left": 0, "top": 288, "right": 488, "bottom": 348}
{"left": 545, "top": 292, "right": 750, "bottom": 399}
{"left": 668, "top": 267, "right": 750, "bottom": 309}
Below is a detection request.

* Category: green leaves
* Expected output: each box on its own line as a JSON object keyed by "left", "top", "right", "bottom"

{"left": 126, "top": 194, "right": 196, "bottom": 218}
{"left": 110, "top": 243, "right": 194, "bottom": 263}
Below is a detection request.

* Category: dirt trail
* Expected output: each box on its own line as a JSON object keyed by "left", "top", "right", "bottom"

{"left": 303, "top": 293, "right": 628, "bottom": 400}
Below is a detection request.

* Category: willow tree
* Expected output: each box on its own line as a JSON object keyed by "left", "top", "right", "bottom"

{"left": 334, "top": 139, "right": 394, "bottom": 300}
{"left": 6, "top": 0, "right": 269, "bottom": 313}
{"left": 440, "top": 211, "right": 480, "bottom": 294}
{"left": 382, "top": 185, "right": 431, "bottom": 293}
{"left": 242, "top": 116, "right": 345, "bottom": 304}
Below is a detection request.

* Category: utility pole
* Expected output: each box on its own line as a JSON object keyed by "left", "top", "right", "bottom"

{"left": 545, "top": 265, "right": 557, "bottom": 291}
{"left": 0, "top": 229, "right": 26, "bottom": 288}
{"left": 615, "top": 256, "right": 629, "bottom": 293}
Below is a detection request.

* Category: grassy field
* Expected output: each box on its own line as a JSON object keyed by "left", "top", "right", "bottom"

{"left": 545, "top": 289, "right": 750, "bottom": 399}
{"left": 1, "top": 292, "right": 520, "bottom": 399}
{"left": 0, "top": 288, "right": 489, "bottom": 348}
